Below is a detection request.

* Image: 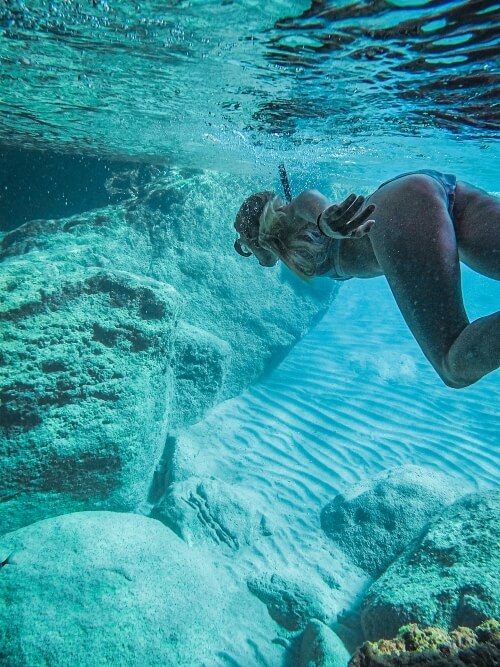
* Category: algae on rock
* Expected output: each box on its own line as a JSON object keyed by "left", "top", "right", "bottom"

{"left": 360, "top": 490, "right": 500, "bottom": 641}
{"left": 349, "top": 619, "right": 500, "bottom": 666}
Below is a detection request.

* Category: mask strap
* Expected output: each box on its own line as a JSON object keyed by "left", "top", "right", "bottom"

{"left": 234, "top": 239, "right": 252, "bottom": 257}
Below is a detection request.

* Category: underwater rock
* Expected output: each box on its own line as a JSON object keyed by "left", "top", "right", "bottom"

{"left": 154, "top": 475, "right": 271, "bottom": 549}
{"left": 170, "top": 322, "right": 232, "bottom": 428}
{"left": 0, "top": 263, "right": 180, "bottom": 534}
{"left": 320, "top": 465, "right": 462, "bottom": 577}
{"left": 0, "top": 511, "right": 284, "bottom": 667}
{"left": 348, "top": 619, "right": 500, "bottom": 666}
{"left": 299, "top": 619, "right": 351, "bottom": 667}
{"left": 0, "top": 168, "right": 334, "bottom": 533}
{"left": 360, "top": 490, "right": 500, "bottom": 641}
{"left": 0, "top": 169, "right": 335, "bottom": 411}
{"left": 247, "top": 571, "right": 336, "bottom": 631}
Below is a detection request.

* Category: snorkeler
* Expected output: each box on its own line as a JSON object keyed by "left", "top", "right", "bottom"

{"left": 234, "top": 170, "right": 500, "bottom": 389}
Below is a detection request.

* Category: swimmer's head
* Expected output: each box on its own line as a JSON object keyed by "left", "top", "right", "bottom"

{"left": 259, "top": 196, "right": 332, "bottom": 278}
{"left": 234, "top": 190, "right": 332, "bottom": 277}
{"left": 234, "top": 191, "right": 279, "bottom": 267}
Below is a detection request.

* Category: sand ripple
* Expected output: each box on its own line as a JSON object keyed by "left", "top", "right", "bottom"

{"left": 179, "top": 269, "right": 499, "bottom": 613}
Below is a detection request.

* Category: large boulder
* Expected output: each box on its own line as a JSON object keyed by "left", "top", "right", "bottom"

{"left": 0, "top": 265, "right": 180, "bottom": 534}
{"left": 360, "top": 490, "right": 500, "bottom": 641}
{"left": 0, "top": 169, "right": 335, "bottom": 535}
{"left": 320, "top": 465, "right": 462, "bottom": 577}
{"left": 0, "top": 169, "right": 335, "bottom": 406}
{"left": 0, "top": 511, "right": 283, "bottom": 666}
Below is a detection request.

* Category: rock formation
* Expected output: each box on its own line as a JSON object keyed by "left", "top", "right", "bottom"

{"left": 0, "top": 169, "right": 335, "bottom": 534}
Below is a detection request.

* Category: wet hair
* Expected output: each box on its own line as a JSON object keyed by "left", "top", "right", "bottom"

{"left": 234, "top": 190, "right": 333, "bottom": 277}
{"left": 259, "top": 196, "right": 332, "bottom": 277}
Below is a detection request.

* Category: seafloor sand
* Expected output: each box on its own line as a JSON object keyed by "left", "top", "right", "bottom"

{"left": 177, "top": 265, "right": 499, "bottom": 629}
{"left": 189, "top": 266, "right": 499, "bottom": 493}
{"left": 1, "top": 255, "right": 497, "bottom": 665}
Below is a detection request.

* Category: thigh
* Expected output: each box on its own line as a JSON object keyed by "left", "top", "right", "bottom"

{"left": 367, "top": 175, "right": 469, "bottom": 376}
{"left": 454, "top": 182, "right": 500, "bottom": 279}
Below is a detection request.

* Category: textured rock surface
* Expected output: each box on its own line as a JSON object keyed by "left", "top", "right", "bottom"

{"left": 154, "top": 475, "right": 271, "bottom": 550}
{"left": 299, "top": 619, "right": 351, "bottom": 667}
{"left": 321, "top": 465, "right": 462, "bottom": 577}
{"left": 0, "top": 169, "right": 335, "bottom": 408}
{"left": 247, "top": 571, "right": 337, "bottom": 631}
{"left": 170, "top": 322, "right": 232, "bottom": 428}
{"left": 0, "top": 511, "right": 284, "bottom": 667}
{"left": 349, "top": 619, "right": 500, "bottom": 666}
{"left": 0, "top": 266, "right": 180, "bottom": 534}
{"left": 360, "top": 490, "right": 500, "bottom": 641}
{"left": 0, "top": 169, "right": 335, "bottom": 534}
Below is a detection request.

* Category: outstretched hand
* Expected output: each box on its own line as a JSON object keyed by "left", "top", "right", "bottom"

{"left": 317, "top": 194, "right": 375, "bottom": 239}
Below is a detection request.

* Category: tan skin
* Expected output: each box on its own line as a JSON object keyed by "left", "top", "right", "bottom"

{"left": 241, "top": 174, "right": 500, "bottom": 389}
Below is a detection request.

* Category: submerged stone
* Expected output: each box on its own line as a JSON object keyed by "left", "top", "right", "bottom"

{"left": 0, "top": 511, "right": 283, "bottom": 666}
{"left": 360, "top": 490, "right": 500, "bottom": 641}
{"left": 247, "top": 571, "right": 336, "bottom": 631}
{"left": 0, "top": 266, "right": 180, "bottom": 534}
{"left": 170, "top": 323, "right": 232, "bottom": 428}
{"left": 155, "top": 475, "right": 270, "bottom": 550}
{"left": 349, "top": 619, "right": 500, "bottom": 666}
{"left": 299, "top": 619, "right": 351, "bottom": 667}
{"left": 0, "top": 169, "right": 335, "bottom": 407}
{"left": 0, "top": 169, "right": 335, "bottom": 535}
{"left": 321, "top": 465, "right": 462, "bottom": 578}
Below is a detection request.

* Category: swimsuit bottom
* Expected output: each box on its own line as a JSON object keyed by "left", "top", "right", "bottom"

{"left": 378, "top": 169, "right": 457, "bottom": 215}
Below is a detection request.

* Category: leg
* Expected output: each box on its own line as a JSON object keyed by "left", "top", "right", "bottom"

{"left": 454, "top": 181, "right": 500, "bottom": 279}
{"left": 367, "top": 175, "right": 500, "bottom": 388}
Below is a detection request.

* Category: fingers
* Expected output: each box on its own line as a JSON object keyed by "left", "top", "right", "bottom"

{"left": 351, "top": 219, "right": 375, "bottom": 238}
{"left": 319, "top": 201, "right": 376, "bottom": 238}
{"left": 338, "top": 218, "right": 375, "bottom": 238}
{"left": 338, "top": 194, "right": 365, "bottom": 220}
{"left": 342, "top": 203, "right": 376, "bottom": 232}
{"left": 338, "top": 193, "right": 359, "bottom": 213}
{"left": 324, "top": 195, "right": 369, "bottom": 225}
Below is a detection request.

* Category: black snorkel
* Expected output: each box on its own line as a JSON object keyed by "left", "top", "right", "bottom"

{"left": 278, "top": 162, "right": 293, "bottom": 203}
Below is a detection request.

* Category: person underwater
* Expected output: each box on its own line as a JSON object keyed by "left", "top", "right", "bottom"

{"left": 234, "top": 170, "right": 500, "bottom": 388}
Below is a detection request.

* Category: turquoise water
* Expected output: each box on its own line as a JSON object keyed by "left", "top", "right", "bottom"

{"left": 0, "top": 1, "right": 499, "bottom": 666}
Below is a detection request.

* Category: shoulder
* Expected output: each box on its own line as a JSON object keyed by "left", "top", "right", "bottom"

{"left": 288, "top": 189, "right": 330, "bottom": 210}
{"left": 295, "top": 189, "right": 328, "bottom": 201}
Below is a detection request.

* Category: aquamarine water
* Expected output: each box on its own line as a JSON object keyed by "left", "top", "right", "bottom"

{"left": 0, "top": 1, "right": 499, "bottom": 666}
